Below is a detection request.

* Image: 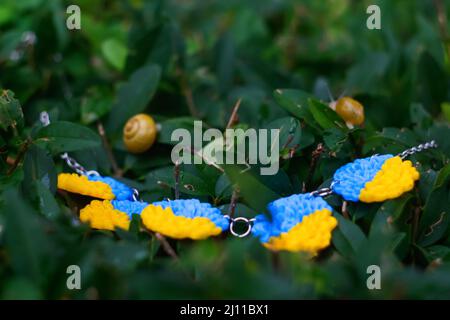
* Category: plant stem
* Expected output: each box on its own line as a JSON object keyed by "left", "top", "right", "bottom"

{"left": 174, "top": 160, "right": 181, "bottom": 199}
{"left": 434, "top": 0, "right": 450, "bottom": 62}
{"left": 6, "top": 139, "right": 32, "bottom": 175}
{"left": 271, "top": 252, "right": 281, "bottom": 273}
{"left": 155, "top": 232, "right": 179, "bottom": 260}
{"left": 341, "top": 201, "right": 350, "bottom": 219}
{"left": 228, "top": 187, "right": 240, "bottom": 218}
{"left": 176, "top": 66, "right": 201, "bottom": 118}
{"left": 97, "top": 122, "right": 123, "bottom": 177}
{"left": 412, "top": 187, "right": 422, "bottom": 245}
{"left": 303, "top": 143, "right": 324, "bottom": 192}
{"left": 144, "top": 228, "right": 179, "bottom": 261}
{"left": 226, "top": 99, "right": 241, "bottom": 129}
{"left": 187, "top": 146, "right": 224, "bottom": 172}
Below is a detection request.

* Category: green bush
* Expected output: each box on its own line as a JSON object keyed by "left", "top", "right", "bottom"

{"left": 0, "top": 0, "right": 449, "bottom": 299}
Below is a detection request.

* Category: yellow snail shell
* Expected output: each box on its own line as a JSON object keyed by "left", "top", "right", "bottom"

{"left": 123, "top": 114, "right": 157, "bottom": 153}
{"left": 333, "top": 97, "right": 365, "bottom": 127}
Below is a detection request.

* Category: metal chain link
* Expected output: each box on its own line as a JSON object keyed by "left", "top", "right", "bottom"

{"left": 60, "top": 153, "right": 93, "bottom": 176}
{"left": 39, "top": 111, "right": 98, "bottom": 176}
{"left": 310, "top": 187, "right": 333, "bottom": 197}
{"left": 310, "top": 181, "right": 337, "bottom": 197}
{"left": 132, "top": 188, "right": 141, "bottom": 202}
{"left": 398, "top": 140, "right": 438, "bottom": 159}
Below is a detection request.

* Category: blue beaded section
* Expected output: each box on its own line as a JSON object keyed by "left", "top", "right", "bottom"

{"left": 111, "top": 200, "right": 148, "bottom": 217}
{"left": 88, "top": 175, "right": 134, "bottom": 201}
{"left": 332, "top": 154, "right": 393, "bottom": 202}
{"left": 252, "top": 193, "right": 332, "bottom": 243}
{"left": 151, "top": 199, "right": 229, "bottom": 231}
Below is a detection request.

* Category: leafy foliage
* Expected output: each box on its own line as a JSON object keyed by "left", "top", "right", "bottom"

{"left": 0, "top": 0, "right": 450, "bottom": 299}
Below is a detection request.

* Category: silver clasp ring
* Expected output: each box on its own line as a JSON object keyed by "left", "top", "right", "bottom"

{"left": 225, "top": 216, "right": 255, "bottom": 238}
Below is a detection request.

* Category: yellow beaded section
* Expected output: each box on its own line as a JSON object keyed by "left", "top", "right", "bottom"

{"left": 80, "top": 200, "right": 130, "bottom": 231}
{"left": 141, "top": 205, "right": 222, "bottom": 240}
{"left": 359, "top": 156, "right": 420, "bottom": 203}
{"left": 263, "top": 209, "right": 337, "bottom": 254}
{"left": 57, "top": 173, "right": 114, "bottom": 200}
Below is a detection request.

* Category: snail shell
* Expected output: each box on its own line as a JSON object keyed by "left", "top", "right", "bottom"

{"left": 334, "top": 97, "right": 365, "bottom": 126}
{"left": 123, "top": 114, "right": 157, "bottom": 153}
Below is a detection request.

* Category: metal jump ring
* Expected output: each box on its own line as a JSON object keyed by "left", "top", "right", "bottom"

{"left": 228, "top": 216, "right": 255, "bottom": 238}
{"left": 86, "top": 170, "right": 100, "bottom": 176}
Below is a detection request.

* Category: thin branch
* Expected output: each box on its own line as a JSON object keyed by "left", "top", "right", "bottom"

{"left": 144, "top": 228, "right": 179, "bottom": 261}
{"left": 302, "top": 143, "right": 324, "bottom": 192}
{"left": 174, "top": 160, "right": 181, "bottom": 199}
{"left": 271, "top": 252, "right": 281, "bottom": 273}
{"left": 434, "top": 0, "right": 450, "bottom": 61}
{"left": 341, "top": 201, "right": 349, "bottom": 219}
{"left": 176, "top": 67, "right": 201, "bottom": 118}
{"left": 425, "top": 212, "right": 446, "bottom": 237}
{"left": 6, "top": 139, "right": 32, "bottom": 175}
{"left": 282, "top": 133, "right": 294, "bottom": 150}
{"left": 226, "top": 99, "right": 242, "bottom": 129}
{"left": 57, "top": 189, "right": 79, "bottom": 216}
{"left": 228, "top": 187, "right": 240, "bottom": 219}
{"left": 186, "top": 146, "right": 224, "bottom": 172}
{"left": 97, "top": 122, "right": 123, "bottom": 177}
{"left": 412, "top": 206, "right": 421, "bottom": 245}
{"left": 154, "top": 232, "right": 179, "bottom": 260}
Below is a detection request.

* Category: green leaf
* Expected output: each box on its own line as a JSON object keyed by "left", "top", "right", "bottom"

{"left": 179, "top": 171, "right": 214, "bottom": 197}
{"left": 426, "top": 245, "right": 450, "bottom": 262}
{"left": 49, "top": 0, "right": 68, "bottom": 49}
{"left": 214, "top": 33, "right": 235, "bottom": 94}
{"left": 418, "top": 164, "right": 450, "bottom": 247}
{"left": 265, "top": 117, "right": 302, "bottom": 151}
{"left": 224, "top": 165, "right": 280, "bottom": 213}
{"left": 0, "top": 5, "right": 14, "bottom": 27}
{"left": 23, "top": 145, "right": 57, "bottom": 193}
{"left": 333, "top": 214, "right": 367, "bottom": 256}
{"left": 364, "top": 127, "right": 419, "bottom": 152}
{"left": 410, "top": 103, "right": 432, "bottom": 129}
{"left": 442, "top": 102, "right": 450, "bottom": 122}
{"left": 323, "top": 127, "right": 348, "bottom": 152}
{"left": 0, "top": 167, "right": 23, "bottom": 194}
{"left": 273, "top": 89, "right": 320, "bottom": 131}
{"left": 378, "top": 194, "right": 413, "bottom": 223}
{"left": 35, "top": 121, "right": 101, "bottom": 154}
{"left": 33, "top": 181, "right": 60, "bottom": 220}
{"left": 1, "top": 277, "right": 43, "bottom": 299}
{"left": 106, "top": 64, "right": 161, "bottom": 133}
{"left": 2, "top": 188, "right": 52, "bottom": 285}
{"left": 21, "top": 145, "right": 60, "bottom": 220}
{"left": 331, "top": 226, "right": 355, "bottom": 259}
{"left": 0, "top": 89, "right": 23, "bottom": 130}
{"left": 434, "top": 163, "right": 450, "bottom": 190}
{"left": 416, "top": 52, "right": 448, "bottom": 114}
{"left": 157, "top": 117, "right": 196, "bottom": 145}
{"left": 308, "top": 98, "right": 346, "bottom": 130}
{"left": 101, "top": 38, "right": 128, "bottom": 71}
{"left": 215, "top": 173, "right": 233, "bottom": 199}
{"left": 81, "top": 87, "right": 113, "bottom": 125}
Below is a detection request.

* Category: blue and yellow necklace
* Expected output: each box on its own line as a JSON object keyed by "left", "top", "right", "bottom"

{"left": 41, "top": 112, "right": 438, "bottom": 255}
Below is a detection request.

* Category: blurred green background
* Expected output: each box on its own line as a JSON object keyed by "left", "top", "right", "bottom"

{"left": 0, "top": 0, "right": 450, "bottom": 299}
